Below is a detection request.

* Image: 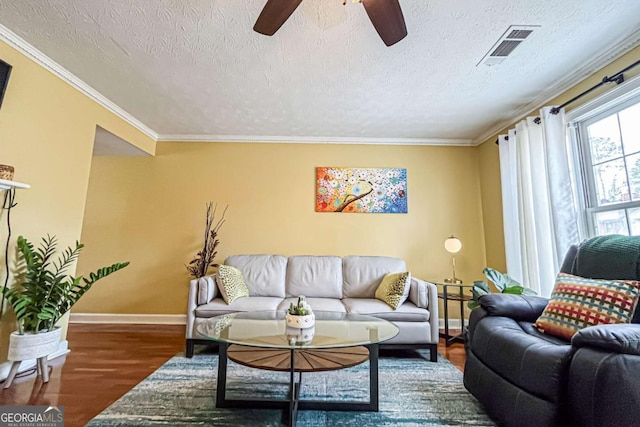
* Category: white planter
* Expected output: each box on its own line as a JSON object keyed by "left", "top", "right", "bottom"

{"left": 7, "top": 328, "right": 62, "bottom": 362}
{"left": 285, "top": 312, "right": 315, "bottom": 329}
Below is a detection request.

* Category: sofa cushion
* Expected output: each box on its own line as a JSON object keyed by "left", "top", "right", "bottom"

{"left": 469, "top": 315, "right": 573, "bottom": 402}
{"left": 225, "top": 255, "right": 287, "bottom": 298}
{"left": 535, "top": 273, "right": 640, "bottom": 340}
{"left": 285, "top": 256, "right": 343, "bottom": 298}
{"left": 195, "top": 297, "right": 284, "bottom": 317}
{"left": 216, "top": 265, "right": 249, "bottom": 304}
{"left": 277, "top": 297, "right": 347, "bottom": 313}
{"left": 343, "top": 256, "right": 407, "bottom": 298}
{"left": 342, "top": 298, "right": 430, "bottom": 322}
{"left": 375, "top": 272, "right": 411, "bottom": 309}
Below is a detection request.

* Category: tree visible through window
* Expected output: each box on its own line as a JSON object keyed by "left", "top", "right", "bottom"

{"left": 580, "top": 100, "right": 640, "bottom": 236}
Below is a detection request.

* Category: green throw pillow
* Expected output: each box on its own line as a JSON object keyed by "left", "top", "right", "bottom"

{"left": 375, "top": 272, "right": 411, "bottom": 310}
{"left": 216, "top": 265, "right": 249, "bottom": 304}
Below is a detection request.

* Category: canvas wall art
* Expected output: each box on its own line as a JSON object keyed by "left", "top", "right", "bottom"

{"left": 316, "top": 167, "right": 408, "bottom": 213}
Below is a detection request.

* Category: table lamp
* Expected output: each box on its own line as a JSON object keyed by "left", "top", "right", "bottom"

{"left": 444, "top": 235, "right": 462, "bottom": 284}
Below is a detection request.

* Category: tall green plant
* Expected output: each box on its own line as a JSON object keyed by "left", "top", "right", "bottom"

{"left": 2, "top": 235, "right": 129, "bottom": 334}
{"left": 468, "top": 267, "right": 537, "bottom": 309}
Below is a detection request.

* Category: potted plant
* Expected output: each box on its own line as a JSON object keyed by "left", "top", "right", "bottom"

{"left": 468, "top": 267, "right": 537, "bottom": 309}
{"left": 1, "top": 235, "right": 129, "bottom": 387}
{"left": 285, "top": 295, "right": 315, "bottom": 329}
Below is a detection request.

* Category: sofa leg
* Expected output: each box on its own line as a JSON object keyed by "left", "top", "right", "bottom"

{"left": 186, "top": 339, "right": 195, "bottom": 358}
{"left": 430, "top": 344, "right": 438, "bottom": 362}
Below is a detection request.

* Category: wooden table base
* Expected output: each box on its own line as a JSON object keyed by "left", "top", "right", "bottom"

{"left": 217, "top": 343, "right": 380, "bottom": 426}
{"left": 227, "top": 345, "right": 369, "bottom": 372}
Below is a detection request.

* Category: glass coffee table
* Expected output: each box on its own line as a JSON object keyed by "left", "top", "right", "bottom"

{"left": 195, "top": 310, "right": 399, "bottom": 426}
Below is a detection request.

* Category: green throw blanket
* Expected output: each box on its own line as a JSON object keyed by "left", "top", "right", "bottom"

{"left": 575, "top": 235, "right": 640, "bottom": 280}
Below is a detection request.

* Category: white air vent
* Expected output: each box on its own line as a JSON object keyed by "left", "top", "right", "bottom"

{"left": 477, "top": 25, "right": 540, "bottom": 66}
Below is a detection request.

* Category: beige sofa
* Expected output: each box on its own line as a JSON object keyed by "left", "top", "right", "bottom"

{"left": 186, "top": 255, "right": 439, "bottom": 361}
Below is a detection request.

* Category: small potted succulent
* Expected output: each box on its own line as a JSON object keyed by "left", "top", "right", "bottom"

{"left": 285, "top": 295, "right": 315, "bottom": 329}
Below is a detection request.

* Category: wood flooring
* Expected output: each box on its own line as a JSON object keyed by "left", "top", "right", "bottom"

{"left": 0, "top": 324, "right": 466, "bottom": 427}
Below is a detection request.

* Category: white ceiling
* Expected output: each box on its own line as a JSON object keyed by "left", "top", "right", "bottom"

{"left": 1, "top": 0, "right": 639, "bottom": 145}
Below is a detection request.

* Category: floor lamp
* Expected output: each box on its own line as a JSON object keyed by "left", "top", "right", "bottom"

{"left": 444, "top": 235, "right": 462, "bottom": 284}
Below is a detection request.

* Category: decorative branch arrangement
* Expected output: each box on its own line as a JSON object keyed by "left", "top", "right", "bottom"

{"left": 186, "top": 202, "right": 228, "bottom": 279}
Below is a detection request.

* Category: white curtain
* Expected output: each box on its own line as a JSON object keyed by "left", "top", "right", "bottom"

{"left": 498, "top": 106, "right": 580, "bottom": 296}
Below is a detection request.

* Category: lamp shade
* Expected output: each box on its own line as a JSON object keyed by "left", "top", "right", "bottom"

{"left": 444, "top": 236, "right": 462, "bottom": 254}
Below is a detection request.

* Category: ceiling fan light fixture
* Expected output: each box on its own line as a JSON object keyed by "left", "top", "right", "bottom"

{"left": 255, "top": 0, "right": 406, "bottom": 47}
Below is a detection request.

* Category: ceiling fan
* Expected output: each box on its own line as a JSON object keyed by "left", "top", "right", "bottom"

{"left": 253, "top": 0, "right": 408, "bottom": 47}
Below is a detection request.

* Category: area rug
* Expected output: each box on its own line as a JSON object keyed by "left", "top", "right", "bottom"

{"left": 87, "top": 350, "right": 494, "bottom": 426}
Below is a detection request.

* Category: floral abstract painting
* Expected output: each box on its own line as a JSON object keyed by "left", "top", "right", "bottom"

{"left": 316, "top": 167, "right": 408, "bottom": 213}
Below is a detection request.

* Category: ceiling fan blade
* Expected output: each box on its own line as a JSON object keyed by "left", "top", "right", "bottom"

{"left": 253, "top": 0, "right": 304, "bottom": 36}
{"left": 361, "top": 0, "right": 408, "bottom": 46}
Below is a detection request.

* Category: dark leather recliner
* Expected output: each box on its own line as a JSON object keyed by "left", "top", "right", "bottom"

{"left": 464, "top": 237, "right": 640, "bottom": 427}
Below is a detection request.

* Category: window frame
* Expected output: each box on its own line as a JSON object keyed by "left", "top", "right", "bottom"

{"left": 567, "top": 73, "right": 640, "bottom": 238}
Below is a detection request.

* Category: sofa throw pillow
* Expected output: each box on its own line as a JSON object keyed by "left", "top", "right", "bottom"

{"left": 375, "top": 272, "right": 411, "bottom": 310}
{"left": 535, "top": 272, "right": 640, "bottom": 340}
{"left": 216, "top": 265, "right": 249, "bottom": 304}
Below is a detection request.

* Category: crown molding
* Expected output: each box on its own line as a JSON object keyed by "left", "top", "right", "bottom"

{"left": 0, "top": 23, "right": 158, "bottom": 141}
{"left": 157, "top": 134, "right": 474, "bottom": 146}
{"left": 8, "top": 18, "right": 636, "bottom": 149}
{"left": 0, "top": 23, "right": 473, "bottom": 148}
{"left": 471, "top": 27, "right": 640, "bottom": 146}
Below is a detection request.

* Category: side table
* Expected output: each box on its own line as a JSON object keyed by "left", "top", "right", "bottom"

{"left": 436, "top": 283, "right": 473, "bottom": 347}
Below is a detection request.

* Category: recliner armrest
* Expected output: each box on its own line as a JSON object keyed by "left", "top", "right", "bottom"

{"left": 479, "top": 294, "right": 549, "bottom": 322}
{"left": 572, "top": 324, "right": 640, "bottom": 356}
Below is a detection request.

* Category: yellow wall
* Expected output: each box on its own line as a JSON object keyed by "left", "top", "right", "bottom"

{"left": 478, "top": 45, "right": 640, "bottom": 268}
{"left": 0, "top": 40, "right": 155, "bottom": 359}
{"left": 75, "top": 142, "right": 487, "bottom": 315}
{"left": 476, "top": 139, "right": 506, "bottom": 271}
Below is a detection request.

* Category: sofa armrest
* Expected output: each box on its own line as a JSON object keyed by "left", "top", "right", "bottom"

{"left": 479, "top": 294, "right": 549, "bottom": 322}
{"left": 572, "top": 324, "right": 640, "bottom": 356}
{"left": 409, "top": 278, "right": 439, "bottom": 344}
{"left": 196, "top": 275, "right": 218, "bottom": 305}
{"left": 186, "top": 278, "right": 199, "bottom": 339}
{"left": 409, "top": 277, "right": 431, "bottom": 308}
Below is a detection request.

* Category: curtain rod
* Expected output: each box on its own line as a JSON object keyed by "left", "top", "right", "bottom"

{"left": 550, "top": 59, "right": 640, "bottom": 115}
{"left": 494, "top": 117, "right": 541, "bottom": 144}
{"left": 495, "top": 59, "right": 640, "bottom": 145}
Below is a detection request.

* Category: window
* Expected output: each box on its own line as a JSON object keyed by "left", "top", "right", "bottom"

{"left": 577, "top": 97, "right": 640, "bottom": 236}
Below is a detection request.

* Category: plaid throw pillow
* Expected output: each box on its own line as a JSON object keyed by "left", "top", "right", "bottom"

{"left": 535, "top": 273, "right": 640, "bottom": 340}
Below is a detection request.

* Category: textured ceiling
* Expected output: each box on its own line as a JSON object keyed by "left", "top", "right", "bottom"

{"left": 1, "top": 0, "right": 640, "bottom": 143}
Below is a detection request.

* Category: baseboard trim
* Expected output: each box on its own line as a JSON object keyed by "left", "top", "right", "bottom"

{"left": 0, "top": 341, "right": 70, "bottom": 381}
{"left": 438, "top": 319, "right": 463, "bottom": 329}
{"left": 69, "top": 313, "right": 187, "bottom": 325}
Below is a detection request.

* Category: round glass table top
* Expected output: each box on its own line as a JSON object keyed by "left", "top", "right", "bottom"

{"left": 195, "top": 310, "right": 399, "bottom": 350}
